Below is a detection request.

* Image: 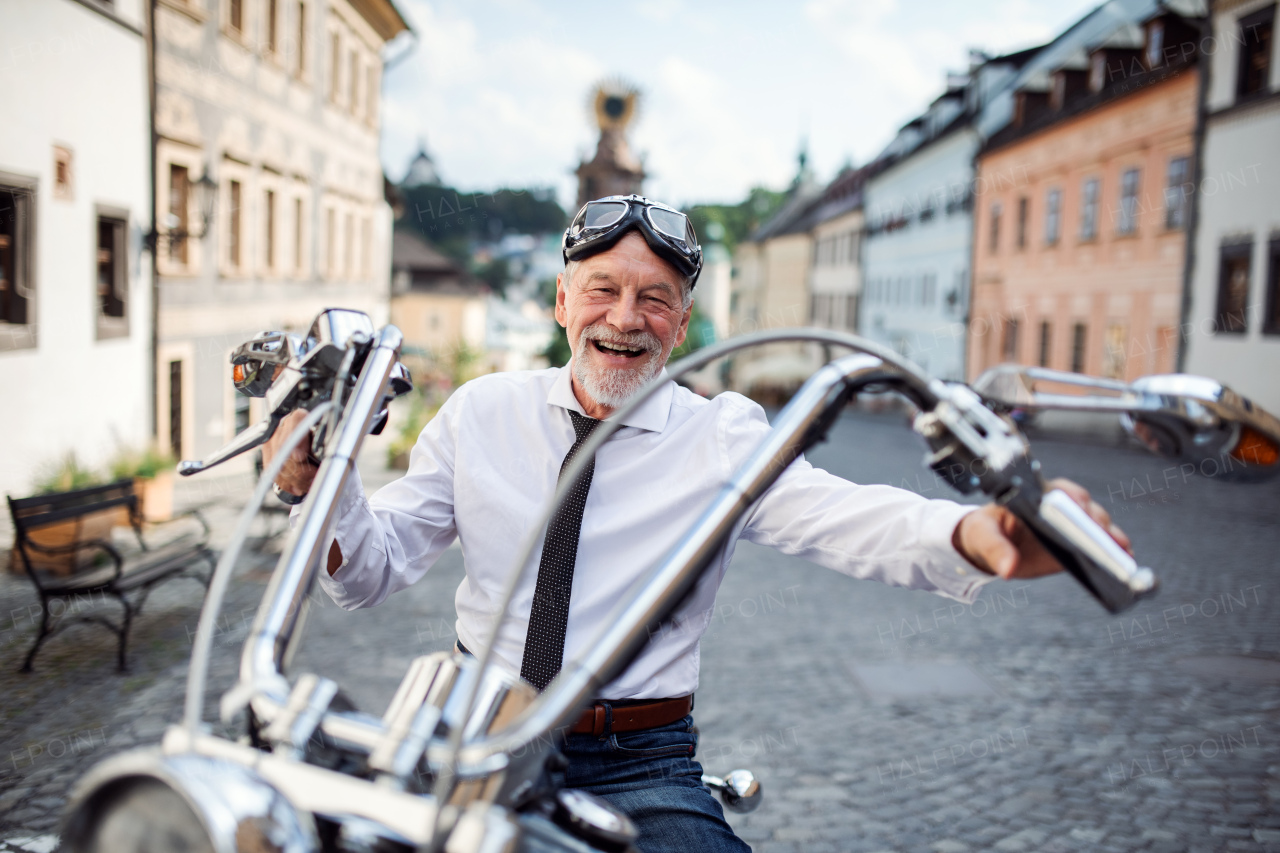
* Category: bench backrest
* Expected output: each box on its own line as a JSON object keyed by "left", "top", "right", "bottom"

{"left": 8, "top": 479, "right": 139, "bottom": 535}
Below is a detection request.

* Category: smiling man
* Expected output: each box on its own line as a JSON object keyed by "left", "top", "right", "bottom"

{"left": 265, "top": 195, "right": 1128, "bottom": 853}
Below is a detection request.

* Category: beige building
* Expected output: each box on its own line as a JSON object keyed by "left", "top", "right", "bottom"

{"left": 153, "top": 0, "right": 408, "bottom": 466}
{"left": 390, "top": 229, "right": 488, "bottom": 360}
{"left": 728, "top": 166, "right": 866, "bottom": 396}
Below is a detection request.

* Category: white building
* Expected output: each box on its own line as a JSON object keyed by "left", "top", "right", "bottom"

{"left": 860, "top": 53, "right": 1034, "bottom": 381}
{"left": 154, "top": 0, "right": 408, "bottom": 466}
{"left": 0, "top": 0, "right": 153, "bottom": 497}
{"left": 1183, "top": 0, "right": 1280, "bottom": 412}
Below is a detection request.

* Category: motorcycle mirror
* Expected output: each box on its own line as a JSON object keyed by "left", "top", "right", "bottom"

{"left": 231, "top": 331, "right": 300, "bottom": 398}
{"left": 701, "top": 770, "right": 762, "bottom": 814}
{"left": 972, "top": 366, "right": 1280, "bottom": 482}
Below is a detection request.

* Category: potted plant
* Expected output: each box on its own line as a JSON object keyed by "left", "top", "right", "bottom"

{"left": 9, "top": 453, "right": 109, "bottom": 575}
{"left": 110, "top": 445, "right": 177, "bottom": 522}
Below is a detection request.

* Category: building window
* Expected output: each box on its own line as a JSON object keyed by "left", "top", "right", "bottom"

{"left": 845, "top": 294, "right": 858, "bottom": 330}
{"left": 264, "top": 189, "right": 276, "bottom": 270}
{"left": 1236, "top": 5, "right": 1274, "bottom": 100}
{"left": 296, "top": 1, "right": 307, "bottom": 77}
{"left": 1146, "top": 20, "right": 1165, "bottom": 69}
{"left": 1045, "top": 188, "right": 1061, "bottom": 245}
{"left": 1016, "top": 196, "right": 1028, "bottom": 249}
{"left": 1103, "top": 324, "right": 1128, "bottom": 379}
{"left": 96, "top": 215, "right": 127, "bottom": 337}
{"left": 294, "top": 196, "right": 304, "bottom": 273}
{"left": 168, "top": 165, "right": 190, "bottom": 265}
{"left": 234, "top": 394, "right": 251, "bottom": 435}
{"left": 989, "top": 202, "right": 1001, "bottom": 253}
{"left": 349, "top": 49, "right": 360, "bottom": 116}
{"left": 325, "top": 207, "right": 335, "bottom": 275}
{"left": 1071, "top": 323, "right": 1087, "bottom": 372}
{"left": 228, "top": 0, "right": 243, "bottom": 34}
{"left": 1117, "top": 168, "right": 1140, "bottom": 235}
{"left": 267, "top": 0, "right": 279, "bottom": 53}
{"left": 228, "top": 179, "right": 242, "bottom": 268}
{"left": 344, "top": 211, "right": 354, "bottom": 276}
{"left": 53, "top": 146, "right": 73, "bottom": 200}
{"left": 0, "top": 182, "right": 34, "bottom": 338}
{"left": 1038, "top": 321, "right": 1051, "bottom": 367}
{"left": 1089, "top": 51, "right": 1106, "bottom": 92}
{"left": 329, "top": 32, "right": 341, "bottom": 102}
{"left": 1263, "top": 238, "right": 1280, "bottom": 336}
{"left": 1215, "top": 241, "right": 1252, "bottom": 334}
{"left": 169, "top": 360, "right": 184, "bottom": 458}
{"left": 366, "top": 65, "right": 377, "bottom": 122}
{"left": 361, "top": 216, "right": 371, "bottom": 278}
{"left": 1002, "top": 318, "right": 1019, "bottom": 361}
{"left": 1164, "top": 156, "right": 1190, "bottom": 229}
{"left": 1080, "top": 177, "right": 1100, "bottom": 240}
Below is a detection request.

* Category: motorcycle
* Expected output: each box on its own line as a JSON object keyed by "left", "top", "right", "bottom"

{"left": 61, "top": 308, "right": 1201, "bottom": 853}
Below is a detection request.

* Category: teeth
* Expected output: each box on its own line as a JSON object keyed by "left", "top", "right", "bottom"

{"left": 597, "top": 341, "right": 642, "bottom": 354}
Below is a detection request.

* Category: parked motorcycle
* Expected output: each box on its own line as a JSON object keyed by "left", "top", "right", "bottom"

{"left": 61, "top": 310, "right": 1167, "bottom": 853}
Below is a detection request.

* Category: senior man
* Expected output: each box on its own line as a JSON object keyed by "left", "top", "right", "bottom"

{"left": 266, "top": 195, "right": 1129, "bottom": 853}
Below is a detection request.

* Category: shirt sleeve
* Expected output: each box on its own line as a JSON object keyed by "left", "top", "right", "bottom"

{"left": 727, "top": 398, "right": 995, "bottom": 603}
{"left": 314, "top": 386, "right": 466, "bottom": 609}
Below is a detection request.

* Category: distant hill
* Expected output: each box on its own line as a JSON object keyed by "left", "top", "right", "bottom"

{"left": 397, "top": 184, "right": 567, "bottom": 263}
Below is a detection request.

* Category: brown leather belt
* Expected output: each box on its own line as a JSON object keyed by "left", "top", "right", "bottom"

{"left": 569, "top": 695, "right": 693, "bottom": 737}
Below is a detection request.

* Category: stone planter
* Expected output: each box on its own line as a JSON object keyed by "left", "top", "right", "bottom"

{"left": 133, "top": 470, "right": 174, "bottom": 523}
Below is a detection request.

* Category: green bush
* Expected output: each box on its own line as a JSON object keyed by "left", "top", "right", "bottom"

{"left": 109, "top": 445, "right": 177, "bottom": 481}
{"left": 33, "top": 452, "right": 104, "bottom": 495}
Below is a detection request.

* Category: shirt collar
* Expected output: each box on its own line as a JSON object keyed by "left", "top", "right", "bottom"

{"left": 547, "top": 363, "right": 674, "bottom": 433}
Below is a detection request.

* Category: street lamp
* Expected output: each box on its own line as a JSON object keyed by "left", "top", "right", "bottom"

{"left": 149, "top": 170, "right": 217, "bottom": 252}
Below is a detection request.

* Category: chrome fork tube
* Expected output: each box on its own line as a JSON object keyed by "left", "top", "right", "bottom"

{"left": 452, "top": 353, "right": 895, "bottom": 770}
{"left": 239, "top": 326, "right": 405, "bottom": 710}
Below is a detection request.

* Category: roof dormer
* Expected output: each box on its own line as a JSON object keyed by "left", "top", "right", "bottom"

{"left": 1087, "top": 23, "right": 1145, "bottom": 92}
{"left": 1050, "top": 49, "right": 1090, "bottom": 110}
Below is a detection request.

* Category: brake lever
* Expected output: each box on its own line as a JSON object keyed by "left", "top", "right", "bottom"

{"left": 915, "top": 383, "right": 1157, "bottom": 613}
{"left": 178, "top": 414, "right": 282, "bottom": 476}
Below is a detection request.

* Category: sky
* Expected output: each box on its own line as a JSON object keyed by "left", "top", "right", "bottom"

{"left": 379, "top": 0, "right": 1104, "bottom": 210}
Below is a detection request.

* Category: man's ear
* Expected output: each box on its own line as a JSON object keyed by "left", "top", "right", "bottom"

{"left": 554, "top": 273, "right": 568, "bottom": 328}
{"left": 673, "top": 297, "right": 694, "bottom": 349}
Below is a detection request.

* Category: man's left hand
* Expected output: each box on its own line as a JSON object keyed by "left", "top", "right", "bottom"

{"left": 952, "top": 478, "right": 1132, "bottom": 580}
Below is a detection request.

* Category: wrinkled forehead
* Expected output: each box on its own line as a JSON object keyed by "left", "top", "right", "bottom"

{"left": 572, "top": 232, "right": 683, "bottom": 288}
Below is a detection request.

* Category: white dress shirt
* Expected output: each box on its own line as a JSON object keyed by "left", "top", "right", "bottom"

{"left": 317, "top": 365, "right": 992, "bottom": 699}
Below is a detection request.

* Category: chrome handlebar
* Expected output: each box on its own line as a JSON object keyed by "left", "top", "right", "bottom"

{"left": 972, "top": 365, "right": 1280, "bottom": 482}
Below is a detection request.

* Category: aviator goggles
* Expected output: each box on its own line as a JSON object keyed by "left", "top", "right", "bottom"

{"left": 562, "top": 195, "right": 703, "bottom": 287}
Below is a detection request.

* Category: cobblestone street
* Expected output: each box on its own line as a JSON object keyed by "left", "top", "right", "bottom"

{"left": 1, "top": 408, "right": 1277, "bottom": 852}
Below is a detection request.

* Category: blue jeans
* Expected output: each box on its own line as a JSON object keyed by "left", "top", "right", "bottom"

{"left": 561, "top": 714, "right": 751, "bottom": 853}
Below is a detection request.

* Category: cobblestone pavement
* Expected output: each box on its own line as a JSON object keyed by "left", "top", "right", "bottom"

{"left": 1, "top": 409, "right": 1278, "bottom": 852}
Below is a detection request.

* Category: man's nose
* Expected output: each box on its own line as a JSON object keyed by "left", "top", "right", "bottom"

{"left": 605, "top": 293, "right": 644, "bottom": 332}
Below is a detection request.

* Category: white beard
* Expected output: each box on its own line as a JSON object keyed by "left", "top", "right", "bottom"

{"left": 572, "top": 324, "right": 666, "bottom": 409}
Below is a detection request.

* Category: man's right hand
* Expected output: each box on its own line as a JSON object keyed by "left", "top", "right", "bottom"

{"left": 262, "top": 409, "right": 345, "bottom": 575}
{"left": 262, "top": 409, "right": 320, "bottom": 497}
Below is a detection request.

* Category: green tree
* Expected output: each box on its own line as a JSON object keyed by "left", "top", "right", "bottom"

{"left": 686, "top": 187, "right": 788, "bottom": 254}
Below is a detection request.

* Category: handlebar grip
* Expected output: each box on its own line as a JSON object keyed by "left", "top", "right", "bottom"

{"left": 1020, "top": 489, "right": 1158, "bottom": 613}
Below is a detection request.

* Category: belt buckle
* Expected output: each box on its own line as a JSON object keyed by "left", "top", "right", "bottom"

{"left": 592, "top": 704, "right": 607, "bottom": 737}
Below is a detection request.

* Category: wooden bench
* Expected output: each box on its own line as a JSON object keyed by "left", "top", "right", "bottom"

{"left": 7, "top": 479, "right": 216, "bottom": 672}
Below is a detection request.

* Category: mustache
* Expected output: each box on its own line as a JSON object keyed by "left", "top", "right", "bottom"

{"left": 577, "top": 324, "right": 663, "bottom": 355}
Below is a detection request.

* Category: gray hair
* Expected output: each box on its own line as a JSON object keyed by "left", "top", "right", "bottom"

{"left": 562, "top": 259, "right": 695, "bottom": 310}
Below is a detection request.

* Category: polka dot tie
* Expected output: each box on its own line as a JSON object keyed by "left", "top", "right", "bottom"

{"left": 520, "top": 410, "right": 602, "bottom": 692}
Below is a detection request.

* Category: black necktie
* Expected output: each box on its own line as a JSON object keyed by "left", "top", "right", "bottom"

{"left": 520, "top": 410, "right": 601, "bottom": 691}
